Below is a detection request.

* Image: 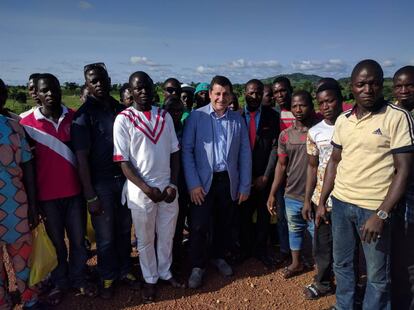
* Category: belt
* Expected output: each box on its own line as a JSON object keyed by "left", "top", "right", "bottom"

{"left": 213, "top": 171, "right": 228, "bottom": 181}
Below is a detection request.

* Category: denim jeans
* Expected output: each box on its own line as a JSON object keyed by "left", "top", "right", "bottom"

{"left": 92, "top": 176, "right": 132, "bottom": 281}
{"left": 284, "top": 197, "right": 314, "bottom": 251}
{"left": 41, "top": 194, "right": 87, "bottom": 288}
{"left": 331, "top": 196, "right": 391, "bottom": 310}
{"left": 276, "top": 188, "right": 290, "bottom": 254}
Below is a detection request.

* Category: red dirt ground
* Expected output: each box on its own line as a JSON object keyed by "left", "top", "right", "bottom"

{"left": 52, "top": 257, "right": 335, "bottom": 310}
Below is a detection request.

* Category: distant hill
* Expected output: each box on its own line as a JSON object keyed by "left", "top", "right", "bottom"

{"left": 261, "top": 73, "right": 324, "bottom": 85}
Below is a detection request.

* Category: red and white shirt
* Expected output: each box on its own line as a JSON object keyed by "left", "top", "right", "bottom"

{"left": 280, "top": 108, "right": 295, "bottom": 131}
{"left": 20, "top": 106, "right": 81, "bottom": 201}
{"left": 113, "top": 106, "right": 179, "bottom": 208}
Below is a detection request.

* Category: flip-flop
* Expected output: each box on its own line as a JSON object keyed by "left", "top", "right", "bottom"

{"left": 47, "top": 287, "right": 64, "bottom": 306}
{"left": 282, "top": 266, "right": 305, "bottom": 279}
{"left": 303, "top": 283, "right": 334, "bottom": 300}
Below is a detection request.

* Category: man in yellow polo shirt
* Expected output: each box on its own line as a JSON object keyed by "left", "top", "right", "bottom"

{"left": 317, "top": 59, "right": 414, "bottom": 310}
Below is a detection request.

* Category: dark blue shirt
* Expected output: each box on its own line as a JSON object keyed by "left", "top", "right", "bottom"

{"left": 71, "top": 96, "right": 125, "bottom": 183}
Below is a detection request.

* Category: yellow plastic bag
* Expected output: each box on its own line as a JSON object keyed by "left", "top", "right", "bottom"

{"left": 86, "top": 211, "right": 95, "bottom": 244}
{"left": 29, "top": 223, "right": 57, "bottom": 286}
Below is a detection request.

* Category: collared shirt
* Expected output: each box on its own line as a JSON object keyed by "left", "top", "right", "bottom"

{"left": 332, "top": 101, "right": 414, "bottom": 210}
{"left": 244, "top": 106, "right": 261, "bottom": 130}
{"left": 71, "top": 96, "right": 125, "bottom": 183}
{"left": 209, "top": 104, "right": 228, "bottom": 172}
{"left": 278, "top": 122, "right": 309, "bottom": 201}
{"left": 20, "top": 105, "right": 80, "bottom": 201}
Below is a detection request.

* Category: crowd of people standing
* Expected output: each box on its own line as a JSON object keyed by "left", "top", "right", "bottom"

{"left": 0, "top": 59, "right": 413, "bottom": 310}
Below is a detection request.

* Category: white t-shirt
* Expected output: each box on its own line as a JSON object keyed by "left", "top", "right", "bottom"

{"left": 113, "top": 106, "right": 179, "bottom": 208}
{"left": 306, "top": 119, "right": 334, "bottom": 207}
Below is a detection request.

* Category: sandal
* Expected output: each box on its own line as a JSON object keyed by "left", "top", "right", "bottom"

{"left": 142, "top": 283, "right": 156, "bottom": 304}
{"left": 303, "top": 283, "right": 334, "bottom": 300}
{"left": 47, "top": 287, "right": 64, "bottom": 306}
{"left": 282, "top": 266, "right": 305, "bottom": 279}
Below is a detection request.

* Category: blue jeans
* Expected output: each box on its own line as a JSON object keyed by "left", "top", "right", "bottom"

{"left": 93, "top": 176, "right": 132, "bottom": 281}
{"left": 276, "top": 188, "right": 290, "bottom": 254}
{"left": 41, "top": 194, "right": 87, "bottom": 288}
{"left": 284, "top": 197, "right": 314, "bottom": 251}
{"left": 331, "top": 196, "right": 391, "bottom": 310}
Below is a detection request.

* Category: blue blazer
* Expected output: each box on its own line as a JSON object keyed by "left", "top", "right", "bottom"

{"left": 182, "top": 104, "right": 252, "bottom": 200}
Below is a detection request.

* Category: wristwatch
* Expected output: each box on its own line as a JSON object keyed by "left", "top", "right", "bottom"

{"left": 376, "top": 209, "right": 389, "bottom": 220}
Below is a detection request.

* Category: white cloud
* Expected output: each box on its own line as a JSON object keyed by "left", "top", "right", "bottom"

{"left": 78, "top": 1, "right": 93, "bottom": 9}
{"left": 291, "top": 59, "right": 347, "bottom": 75}
{"left": 382, "top": 59, "right": 395, "bottom": 68}
{"left": 129, "top": 56, "right": 168, "bottom": 67}
{"left": 227, "top": 58, "right": 282, "bottom": 69}
{"left": 192, "top": 58, "right": 284, "bottom": 83}
{"left": 195, "top": 65, "right": 216, "bottom": 74}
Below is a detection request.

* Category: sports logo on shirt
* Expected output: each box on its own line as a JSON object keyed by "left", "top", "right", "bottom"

{"left": 372, "top": 128, "right": 383, "bottom": 135}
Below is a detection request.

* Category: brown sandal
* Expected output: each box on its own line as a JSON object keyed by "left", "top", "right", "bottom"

{"left": 282, "top": 266, "right": 305, "bottom": 279}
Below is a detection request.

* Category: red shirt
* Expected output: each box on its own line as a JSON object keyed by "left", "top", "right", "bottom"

{"left": 20, "top": 106, "right": 81, "bottom": 201}
{"left": 280, "top": 108, "right": 295, "bottom": 131}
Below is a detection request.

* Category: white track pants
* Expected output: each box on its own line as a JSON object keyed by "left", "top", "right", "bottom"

{"left": 131, "top": 199, "right": 179, "bottom": 284}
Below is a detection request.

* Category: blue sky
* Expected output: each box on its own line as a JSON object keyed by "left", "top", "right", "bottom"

{"left": 1, "top": 0, "right": 413, "bottom": 85}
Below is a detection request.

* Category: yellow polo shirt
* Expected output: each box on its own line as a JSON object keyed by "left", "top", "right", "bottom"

{"left": 331, "top": 101, "right": 414, "bottom": 210}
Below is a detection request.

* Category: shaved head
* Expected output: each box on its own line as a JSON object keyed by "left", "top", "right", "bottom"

{"left": 351, "top": 59, "right": 383, "bottom": 83}
{"left": 393, "top": 65, "right": 414, "bottom": 80}
{"left": 393, "top": 66, "right": 414, "bottom": 110}
{"left": 129, "top": 71, "right": 153, "bottom": 85}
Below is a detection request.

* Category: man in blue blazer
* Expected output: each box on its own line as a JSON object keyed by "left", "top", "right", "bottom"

{"left": 182, "top": 75, "right": 252, "bottom": 289}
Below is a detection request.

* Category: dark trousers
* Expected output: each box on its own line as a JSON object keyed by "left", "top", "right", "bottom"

{"left": 92, "top": 177, "right": 132, "bottom": 281}
{"left": 41, "top": 194, "right": 87, "bottom": 289}
{"left": 276, "top": 187, "right": 290, "bottom": 254}
{"left": 409, "top": 224, "right": 414, "bottom": 310}
{"left": 239, "top": 186, "right": 270, "bottom": 257}
{"left": 172, "top": 175, "right": 189, "bottom": 267}
{"left": 391, "top": 204, "right": 414, "bottom": 310}
{"left": 189, "top": 172, "right": 234, "bottom": 268}
{"left": 313, "top": 209, "right": 334, "bottom": 291}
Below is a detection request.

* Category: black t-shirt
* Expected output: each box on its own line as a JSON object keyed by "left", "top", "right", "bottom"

{"left": 71, "top": 96, "right": 125, "bottom": 183}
